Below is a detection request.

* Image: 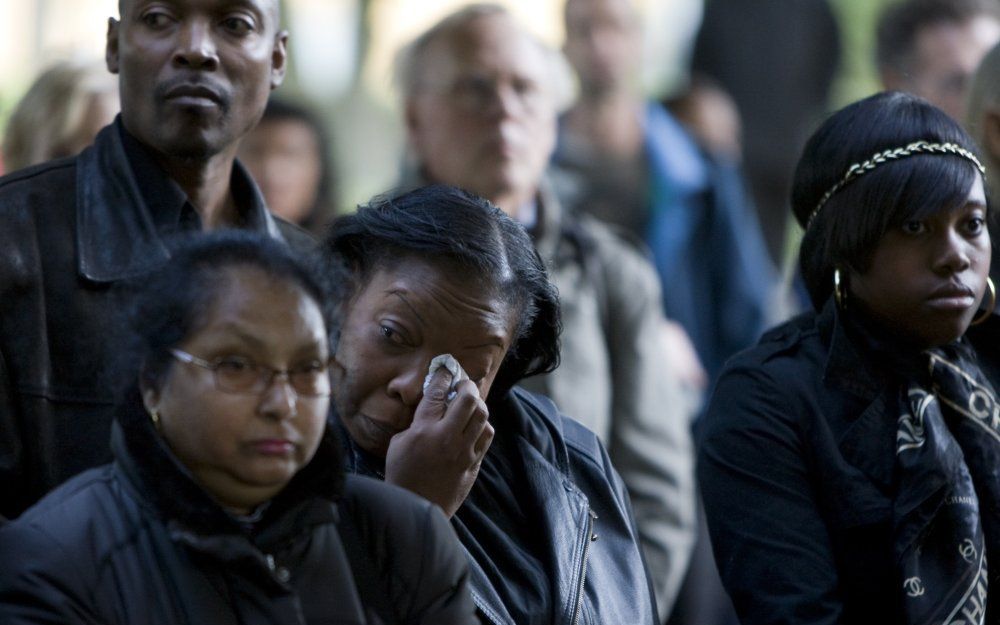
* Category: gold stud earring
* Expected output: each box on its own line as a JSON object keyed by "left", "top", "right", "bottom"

{"left": 149, "top": 409, "right": 161, "bottom": 431}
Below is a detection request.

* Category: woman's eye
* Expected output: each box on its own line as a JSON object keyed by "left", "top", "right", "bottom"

{"left": 379, "top": 324, "right": 405, "bottom": 345}
{"left": 967, "top": 217, "right": 986, "bottom": 235}
{"left": 216, "top": 357, "right": 253, "bottom": 374}
{"left": 295, "top": 360, "right": 327, "bottom": 374}
{"left": 902, "top": 220, "right": 926, "bottom": 235}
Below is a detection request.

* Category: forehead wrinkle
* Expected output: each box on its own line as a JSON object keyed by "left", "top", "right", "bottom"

{"left": 387, "top": 290, "right": 425, "bottom": 325}
{"left": 386, "top": 279, "right": 511, "bottom": 339}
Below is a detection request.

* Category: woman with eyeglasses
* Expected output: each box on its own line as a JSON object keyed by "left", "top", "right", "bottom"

{"left": 698, "top": 91, "right": 1000, "bottom": 624}
{"left": 0, "top": 232, "right": 478, "bottom": 625}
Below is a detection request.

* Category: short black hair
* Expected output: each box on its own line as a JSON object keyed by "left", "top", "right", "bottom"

{"left": 320, "top": 185, "right": 560, "bottom": 399}
{"left": 122, "top": 231, "right": 334, "bottom": 395}
{"left": 877, "top": 0, "right": 1000, "bottom": 74}
{"left": 794, "top": 91, "right": 985, "bottom": 309}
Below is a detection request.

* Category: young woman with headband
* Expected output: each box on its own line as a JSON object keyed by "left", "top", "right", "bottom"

{"left": 699, "top": 91, "right": 1000, "bottom": 624}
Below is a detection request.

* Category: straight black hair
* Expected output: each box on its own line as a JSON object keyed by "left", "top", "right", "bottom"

{"left": 321, "top": 184, "right": 561, "bottom": 400}
{"left": 794, "top": 91, "right": 985, "bottom": 309}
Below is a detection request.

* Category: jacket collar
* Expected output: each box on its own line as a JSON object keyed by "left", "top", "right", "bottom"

{"left": 471, "top": 389, "right": 592, "bottom": 625}
{"left": 75, "top": 118, "right": 287, "bottom": 284}
{"left": 817, "top": 298, "right": 886, "bottom": 402}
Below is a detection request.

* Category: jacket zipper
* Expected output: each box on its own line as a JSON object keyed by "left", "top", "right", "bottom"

{"left": 570, "top": 508, "right": 598, "bottom": 625}
{"left": 471, "top": 590, "right": 504, "bottom": 625}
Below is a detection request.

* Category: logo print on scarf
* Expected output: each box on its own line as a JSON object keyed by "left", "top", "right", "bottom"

{"left": 904, "top": 577, "right": 927, "bottom": 597}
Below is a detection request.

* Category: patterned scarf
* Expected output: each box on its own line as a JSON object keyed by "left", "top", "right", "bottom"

{"left": 894, "top": 343, "right": 1000, "bottom": 625}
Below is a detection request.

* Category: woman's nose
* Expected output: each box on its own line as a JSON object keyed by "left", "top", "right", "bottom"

{"left": 257, "top": 374, "right": 298, "bottom": 420}
{"left": 933, "top": 229, "right": 972, "bottom": 276}
{"left": 386, "top": 366, "right": 425, "bottom": 408}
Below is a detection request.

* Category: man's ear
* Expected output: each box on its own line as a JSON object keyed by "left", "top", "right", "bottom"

{"left": 106, "top": 17, "right": 121, "bottom": 74}
{"left": 270, "top": 30, "right": 289, "bottom": 90}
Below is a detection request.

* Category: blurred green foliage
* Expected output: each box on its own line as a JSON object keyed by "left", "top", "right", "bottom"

{"left": 829, "top": 0, "right": 901, "bottom": 107}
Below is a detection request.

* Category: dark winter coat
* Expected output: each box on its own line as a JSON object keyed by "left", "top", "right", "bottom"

{"left": 699, "top": 299, "right": 1000, "bottom": 624}
{"left": 0, "top": 397, "right": 478, "bottom": 625}
{"left": 341, "top": 387, "right": 659, "bottom": 625}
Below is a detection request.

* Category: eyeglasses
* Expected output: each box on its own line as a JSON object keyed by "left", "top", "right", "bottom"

{"left": 169, "top": 349, "right": 331, "bottom": 397}
{"left": 423, "top": 73, "right": 548, "bottom": 113}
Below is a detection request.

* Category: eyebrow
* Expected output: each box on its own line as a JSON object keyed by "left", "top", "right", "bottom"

{"left": 214, "top": 324, "right": 325, "bottom": 356}
{"left": 387, "top": 290, "right": 426, "bottom": 325}
{"left": 463, "top": 338, "right": 505, "bottom": 350}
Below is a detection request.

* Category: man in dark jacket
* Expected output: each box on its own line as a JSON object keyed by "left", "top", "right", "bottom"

{"left": 0, "top": 0, "right": 310, "bottom": 519}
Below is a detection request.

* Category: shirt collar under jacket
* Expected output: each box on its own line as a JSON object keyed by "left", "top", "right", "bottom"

{"left": 75, "top": 116, "right": 285, "bottom": 283}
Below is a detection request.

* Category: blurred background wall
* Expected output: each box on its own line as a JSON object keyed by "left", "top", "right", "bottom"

{"left": 0, "top": 0, "right": 895, "bottom": 213}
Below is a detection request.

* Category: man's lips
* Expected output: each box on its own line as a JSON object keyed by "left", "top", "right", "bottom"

{"left": 159, "top": 81, "right": 227, "bottom": 108}
{"left": 163, "top": 83, "right": 224, "bottom": 108}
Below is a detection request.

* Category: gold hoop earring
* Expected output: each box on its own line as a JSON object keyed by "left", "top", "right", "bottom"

{"left": 972, "top": 276, "right": 996, "bottom": 326}
{"left": 833, "top": 268, "right": 848, "bottom": 310}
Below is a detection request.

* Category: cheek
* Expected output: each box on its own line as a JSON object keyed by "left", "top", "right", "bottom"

{"left": 333, "top": 330, "right": 382, "bottom": 407}
{"left": 162, "top": 388, "right": 248, "bottom": 463}
{"left": 298, "top": 398, "right": 330, "bottom": 459}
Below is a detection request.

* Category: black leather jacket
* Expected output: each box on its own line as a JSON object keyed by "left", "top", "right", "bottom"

{"left": 0, "top": 396, "right": 478, "bottom": 625}
{"left": 341, "top": 387, "right": 659, "bottom": 625}
{"left": 0, "top": 119, "right": 312, "bottom": 518}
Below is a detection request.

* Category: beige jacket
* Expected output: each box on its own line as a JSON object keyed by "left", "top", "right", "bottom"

{"left": 517, "top": 181, "right": 697, "bottom": 618}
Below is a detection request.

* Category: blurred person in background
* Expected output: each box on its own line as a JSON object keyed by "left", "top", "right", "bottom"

{"left": 557, "top": 0, "right": 778, "bottom": 385}
{"left": 0, "top": 232, "right": 479, "bottom": 625}
{"left": 966, "top": 40, "right": 1000, "bottom": 283}
{"left": 0, "top": 0, "right": 310, "bottom": 520}
{"left": 2, "top": 60, "right": 119, "bottom": 173}
{"left": 878, "top": 0, "right": 1000, "bottom": 122}
{"left": 692, "top": 0, "right": 840, "bottom": 268}
{"left": 394, "top": 4, "right": 697, "bottom": 619}
{"left": 664, "top": 74, "right": 743, "bottom": 166}
{"left": 239, "top": 97, "right": 336, "bottom": 234}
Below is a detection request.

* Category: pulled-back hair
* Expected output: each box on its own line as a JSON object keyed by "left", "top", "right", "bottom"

{"left": 122, "top": 231, "right": 334, "bottom": 395}
{"left": 794, "top": 91, "right": 985, "bottom": 309}
{"left": 321, "top": 184, "right": 560, "bottom": 399}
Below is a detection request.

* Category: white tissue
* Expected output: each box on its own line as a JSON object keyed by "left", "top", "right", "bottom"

{"left": 422, "top": 354, "right": 470, "bottom": 401}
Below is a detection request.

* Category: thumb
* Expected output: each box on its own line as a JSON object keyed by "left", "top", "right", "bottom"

{"left": 414, "top": 366, "right": 453, "bottom": 423}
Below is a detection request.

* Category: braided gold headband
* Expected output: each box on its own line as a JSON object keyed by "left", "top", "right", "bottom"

{"left": 805, "top": 140, "right": 986, "bottom": 230}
